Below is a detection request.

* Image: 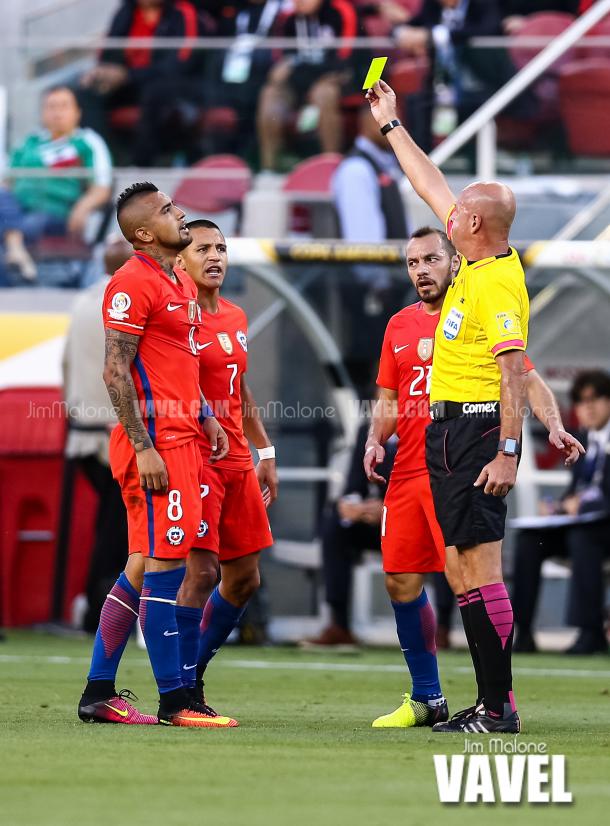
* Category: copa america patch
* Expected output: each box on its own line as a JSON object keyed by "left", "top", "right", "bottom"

{"left": 197, "top": 520, "right": 209, "bottom": 538}
{"left": 166, "top": 526, "right": 185, "bottom": 546}
{"left": 108, "top": 292, "right": 131, "bottom": 320}
{"left": 495, "top": 311, "right": 519, "bottom": 336}
{"left": 236, "top": 330, "right": 248, "bottom": 352}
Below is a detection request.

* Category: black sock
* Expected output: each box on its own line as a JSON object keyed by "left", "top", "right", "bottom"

{"left": 158, "top": 686, "right": 191, "bottom": 715}
{"left": 457, "top": 595, "right": 484, "bottom": 706}
{"left": 466, "top": 584, "right": 516, "bottom": 717}
{"left": 81, "top": 679, "right": 116, "bottom": 703}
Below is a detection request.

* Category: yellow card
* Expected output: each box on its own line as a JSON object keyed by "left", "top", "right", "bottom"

{"left": 362, "top": 56, "right": 388, "bottom": 90}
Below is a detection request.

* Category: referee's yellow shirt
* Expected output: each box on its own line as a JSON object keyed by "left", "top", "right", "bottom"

{"left": 430, "top": 248, "right": 529, "bottom": 403}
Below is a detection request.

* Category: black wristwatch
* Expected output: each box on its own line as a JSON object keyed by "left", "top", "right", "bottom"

{"left": 380, "top": 119, "right": 401, "bottom": 136}
{"left": 498, "top": 438, "right": 520, "bottom": 457}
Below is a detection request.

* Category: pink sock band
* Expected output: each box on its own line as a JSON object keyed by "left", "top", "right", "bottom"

{"left": 479, "top": 582, "right": 513, "bottom": 650}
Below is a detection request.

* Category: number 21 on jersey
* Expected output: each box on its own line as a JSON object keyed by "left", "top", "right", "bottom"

{"left": 409, "top": 365, "right": 432, "bottom": 396}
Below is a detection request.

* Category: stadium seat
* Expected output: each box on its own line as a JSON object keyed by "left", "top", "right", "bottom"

{"left": 576, "top": 14, "right": 610, "bottom": 60}
{"left": 0, "top": 388, "right": 96, "bottom": 626}
{"left": 559, "top": 59, "right": 610, "bottom": 156}
{"left": 509, "top": 12, "right": 576, "bottom": 73}
{"left": 172, "top": 155, "right": 253, "bottom": 232}
{"left": 282, "top": 153, "right": 343, "bottom": 237}
{"left": 109, "top": 106, "right": 140, "bottom": 132}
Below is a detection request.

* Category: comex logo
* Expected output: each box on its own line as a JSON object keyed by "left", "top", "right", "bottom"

{"left": 433, "top": 741, "right": 572, "bottom": 804}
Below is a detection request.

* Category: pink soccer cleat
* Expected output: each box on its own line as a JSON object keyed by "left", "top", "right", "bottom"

{"left": 78, "top": 689, "right": 158, "bottom": 725}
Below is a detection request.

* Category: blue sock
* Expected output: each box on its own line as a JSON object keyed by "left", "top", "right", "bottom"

{"left": 87, "top": 572, "right": 140, "bottom": 684}
{"left": 175, "top": 605, "right": 203, "bottom": 689}
{"left": 196, "top": 587, "right": 245, "bottom": 681}
{"left": 139, "top": 568, "right": 185, "bottom": 695}
{"left": 392, "top": 589, "right": 443, "bottom": 703}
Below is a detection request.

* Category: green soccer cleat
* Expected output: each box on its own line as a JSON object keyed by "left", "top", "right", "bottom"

{"left": 372, "top": 693, "right": 449, "bottom": 728}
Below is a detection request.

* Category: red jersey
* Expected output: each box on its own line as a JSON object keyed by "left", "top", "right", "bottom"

{"left": 377, "top": 303, "right": 438, "bottom": 481}
{"left": 103, "top": 251, "right": 202, "bottom": 450}
{"left": 197, "top": 296, "right": 253, "bottom": 471}
{"left": 377, "top": 302, "right": 536, "bottom": 481}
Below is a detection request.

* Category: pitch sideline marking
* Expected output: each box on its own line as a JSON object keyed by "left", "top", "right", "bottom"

{"left": 0, "top": 654, "right": 609, "bottom": 679}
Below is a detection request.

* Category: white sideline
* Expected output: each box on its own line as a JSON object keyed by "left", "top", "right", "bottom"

{"left": 0, "top": 654, "right": 608, "bottom": 679}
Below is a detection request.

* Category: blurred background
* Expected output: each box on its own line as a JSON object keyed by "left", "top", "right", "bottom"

{"left": 0, "top": 0, "right": 609, "bottom": 653}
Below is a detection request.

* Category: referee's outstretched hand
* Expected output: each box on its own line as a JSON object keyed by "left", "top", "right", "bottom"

{"left": 474, "top": 454, "right": 518, "bottom": 497}
{"left": 365, "top": 80, "right": 398, "bottom": 127}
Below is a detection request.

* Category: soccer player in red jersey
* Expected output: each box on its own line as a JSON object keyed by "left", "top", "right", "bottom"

{"left": 365, "top": 227, "right": 584, "bottom": 728}
{"left": 173, "top": 220, "right": 277, "bottom": 705}
{"left": 78, "top": 182, "right": 236, "bottom": 728}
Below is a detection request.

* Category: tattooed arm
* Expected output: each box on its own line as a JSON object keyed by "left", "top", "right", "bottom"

{"left": 103, "top": 328, "right": 168, "bottom": 491}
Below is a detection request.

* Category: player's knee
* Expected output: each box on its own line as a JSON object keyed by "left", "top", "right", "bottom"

{"left": 385, "top": 574, "right": 423, "bottom": 603}
{"left": 181, "top": 561, "right": 218, "bottom": 605}
{"left": 226, "top": 567, "right": 260, "bottom": 605}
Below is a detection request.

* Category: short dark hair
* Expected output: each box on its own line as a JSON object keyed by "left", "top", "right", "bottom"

{"left": 116, "top": 182, "right": 158, "bottom": 218}
{"left": 409, "top": 226, "right": 456, "bottom": 258}
{"left": 43, "top": 84, "right": 78, "bottom": 100}
{"left": 570, "top": 369, "right": 610, "bottom": 404}
{"left": 186, "top": 219, "right": 223, "bottom": 234}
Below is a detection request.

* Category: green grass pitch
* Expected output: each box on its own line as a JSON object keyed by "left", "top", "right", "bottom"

{"left": 1, "top": 630, "right": 609, "bottom": 826}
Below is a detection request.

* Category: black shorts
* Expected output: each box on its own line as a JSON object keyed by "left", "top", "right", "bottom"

{"left": 425, "top": 415, "right": 505, "bottom": 549}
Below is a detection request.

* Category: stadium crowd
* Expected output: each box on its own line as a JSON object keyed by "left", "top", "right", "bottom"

{"left": 3, "top": 0, "right": 610, "bottom": 283}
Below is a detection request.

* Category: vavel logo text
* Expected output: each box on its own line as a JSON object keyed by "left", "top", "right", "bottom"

{"left": 434, "top": 741, "right": 572, "bottom": 804}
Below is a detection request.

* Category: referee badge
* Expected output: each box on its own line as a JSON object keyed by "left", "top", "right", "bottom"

{"left": 417, "top": 337, "right": 434, "bottom": 361}
{"left": 188, "top": 299, "right": 197, "bottom": 323}
{"left": 443, "top": 307, "right": 464, "bottom": 341}
{"left": 216, "top": 332, "right": 233, "bottom": 355}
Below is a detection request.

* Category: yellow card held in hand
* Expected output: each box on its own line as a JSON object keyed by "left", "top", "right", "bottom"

{"left": 362, "top": 56, "right": 388, "bottom": 90}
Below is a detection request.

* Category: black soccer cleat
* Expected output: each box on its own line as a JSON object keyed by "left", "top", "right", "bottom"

{"left": 433, "top": 703, "right": 521, "bottom": 734}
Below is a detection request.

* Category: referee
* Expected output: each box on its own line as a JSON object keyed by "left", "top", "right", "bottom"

{"left": 367, "top": 81, "right": 529, "bottom": 734}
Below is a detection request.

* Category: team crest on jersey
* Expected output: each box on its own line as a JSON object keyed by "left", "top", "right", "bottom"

{"left": 236, "top": 330, "right": 248, "bottom": 352}
{"left": 417, "top": 337, "right": 434, "bottom": 361}
{"left": 216, "top": 332, "right": 233, "bottom": 354}
{"left": 166, "top": 526, "right": 185, "bottom": 546}
{"left": 442, "top": 307, "right": 464, "bottom": 341}
{"left": 108, "top": 292, "right": 131, "bottom": 320}
{"left": 188, "top": 299, "right": 197, "bottom": 323}
{"left": 197, "top": 520, "right": 209, "bottom": 538}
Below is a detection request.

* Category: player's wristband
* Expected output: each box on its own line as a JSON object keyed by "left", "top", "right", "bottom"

{"left": 257, "top": 446, "right": 276, "bottom": 460}
{"left": 380, "top": 119, "right": 401, "bottom": 136}
{"left": 199, "top": 404, "right": 214, "bottom": 422}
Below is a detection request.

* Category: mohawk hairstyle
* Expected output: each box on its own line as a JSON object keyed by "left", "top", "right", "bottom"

{"left": 116, "top": 182, "right": 158, "bottom": 218}
{"left": 409, "top": 226, "right": 457, "bottom": 258}
{"left": 185, "top": 219, "right": 223, "bottom": 234}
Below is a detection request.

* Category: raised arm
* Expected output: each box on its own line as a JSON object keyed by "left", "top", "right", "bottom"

{"left": 241, "top": 376, "right": 278, "bottom": 506}
{"left": 364, "top": 387, "right": 399, "bottom": 484}
{"left": 366, "top": 80, "right": 455, "bottom": 224}
{"left": 526, "top": 369, "right": 584, "bottom": 466}
{"left": 103, "top": 328, "right": 167, "bottom": 491}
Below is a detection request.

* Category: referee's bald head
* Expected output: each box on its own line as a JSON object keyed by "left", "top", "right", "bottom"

{"left": 451, "top": 182, "right": 516, "bottom": 256}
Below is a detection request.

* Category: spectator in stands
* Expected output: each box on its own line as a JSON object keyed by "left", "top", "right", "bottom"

{"left": 256, "top": 0, "right": 369, "bottom": 171}
{"left": 302, "top": 421, "right": 454, "bottom": 648}
{"left": 512, "top": 369, "right": 610, "bottom": 655}
{"left": 204, "top": 0, "right": 285, "bottom": 157}
{"left": 332, "top": 107, "right": 409, "bottom": 394}
{"left": 394, "top": 0, "right": 531, "bottom": 145}
{"left": 62, "top": 237, "right": 132, "bottom": 633}
{"left": 79, "top": 0, "right": 206, "bottom": 165}
{"left": 333, "top": 106, "right": 409, "bottom": 243}
{"left": 501, "top": 2, "right": 580, "bottom": 34}
{"left": 0, "top": 86, "right": 112, "bottom": 285}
